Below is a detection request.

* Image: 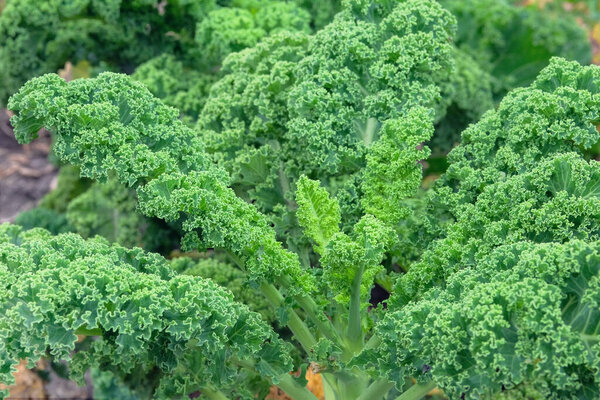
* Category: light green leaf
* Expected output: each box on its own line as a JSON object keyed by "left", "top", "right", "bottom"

{"left": 296, "top": 175, "right": 341, "bottom": 254}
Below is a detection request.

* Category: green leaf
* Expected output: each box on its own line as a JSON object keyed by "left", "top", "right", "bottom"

{"left": 361, "top": 108, "right": 433, "bottom": 225}
{"left": 0, "top": 224, "right": 292, "bottom": 398}
{"left": 296, "top": 175, "right": 341, "bottom": 254}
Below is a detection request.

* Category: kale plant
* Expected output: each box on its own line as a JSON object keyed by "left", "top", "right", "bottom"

{"left": 1, "top": 0, "right": 600, "bottom": 399}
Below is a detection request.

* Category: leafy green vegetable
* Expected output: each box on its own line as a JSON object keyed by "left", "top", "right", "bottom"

{"left": 296, "top": 175, "right": 341, "bottom": 254}
{"left": 3, "top": 0, "right": 600, "bottom": 399}
{"left": 198, "top": 0, "right": 455, "bottom": 270}
{"left": 8, "top": 71, "right": 314, "bottom": 297}
{"left": 370, "top": 58, "right": 600, "bottom": 399}
{"left": 0, "top": 224, "right": 293, "bottom": 399}
{"left": 0, "top": 0, "right": 206, "bottom": 105}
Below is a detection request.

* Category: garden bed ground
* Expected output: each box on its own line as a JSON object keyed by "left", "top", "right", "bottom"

{"left": 0, "top": 109, "right": 57, "bottom": 223}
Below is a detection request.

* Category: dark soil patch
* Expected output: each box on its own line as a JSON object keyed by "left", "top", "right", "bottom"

{"left": 0, "top": 109, "right": 57, "bottom": 222}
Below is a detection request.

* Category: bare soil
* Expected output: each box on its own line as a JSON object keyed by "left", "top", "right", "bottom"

{"left": 0, "top": 109, "right": 57, "bottom": 222}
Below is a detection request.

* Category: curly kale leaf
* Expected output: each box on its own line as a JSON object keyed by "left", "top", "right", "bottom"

{"left": 284, "top": 0, "right": 454, "bottom": 177}
{"left": 321, "top": 215, "right": 393, "bottom": 308}
{"left": 361, "top": 108, "right": 433, "bottom": 225}
{"left": 395, "top": 58, "right": 600, "bottom": 306}
{"left": 198, "top": 0, "right": 455, "bottom": 260}
{"left": 200, "top": 0, "right": 455, "bottom": 177}
{"left": 368, "top": 59, "right": 600, "bottom": 399}
{"left": 9, "top": 73, "right": 210, "bottom": 184}
{"left": 8, "top": 71, "right": 315, "bottom": 298}
{"left": 378, "top": 241, "right": 600, "bottom": 399}
{"left": 296, "top": 175, "right": 341, "bottom": 254}
{"left": 0, "top": 224, "right": 292, "bottom": 399}
{"left": 442, "top": 58, "right": 600, "bottom": 211}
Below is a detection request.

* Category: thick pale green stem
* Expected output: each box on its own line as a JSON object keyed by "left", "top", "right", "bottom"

{"left": 362, "top": 117, "right": 378, "bottom": 146}
{"left": 395, "top": 381, "right": 437, "bottom": 400}
{"left": 224, "top": 250, "right": 320, "bottom": 352}
{"left": 321, "top": 371, "right": 369, "bottom": 400}
{"left": 202, "top": 387, "right": 229, "bottom": 400}
{"left": 275, "top": 274, "right": 340, "bottom": 346}
{"left": 224, "top": 248, "right": 335, "bottom": 355}
{"left": 276, "top": 374, "right": 320, "bottom": 400}
{"left": 346, "top": 265, "right": 365, "bottom": 353}
{"left": 294, "top": 293, "right": 341, "bottom": 346}
{"left": 260, "top": 282, "right": 317, "bottom": 353}
{"left": 232, "top": 356, "right": 255, "bottom": 370}
{"left": 356, "top": 379, "right": 394, "bottom": 400}
{"left": 321, "top": 374, "right": 338, "bottom": 400}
